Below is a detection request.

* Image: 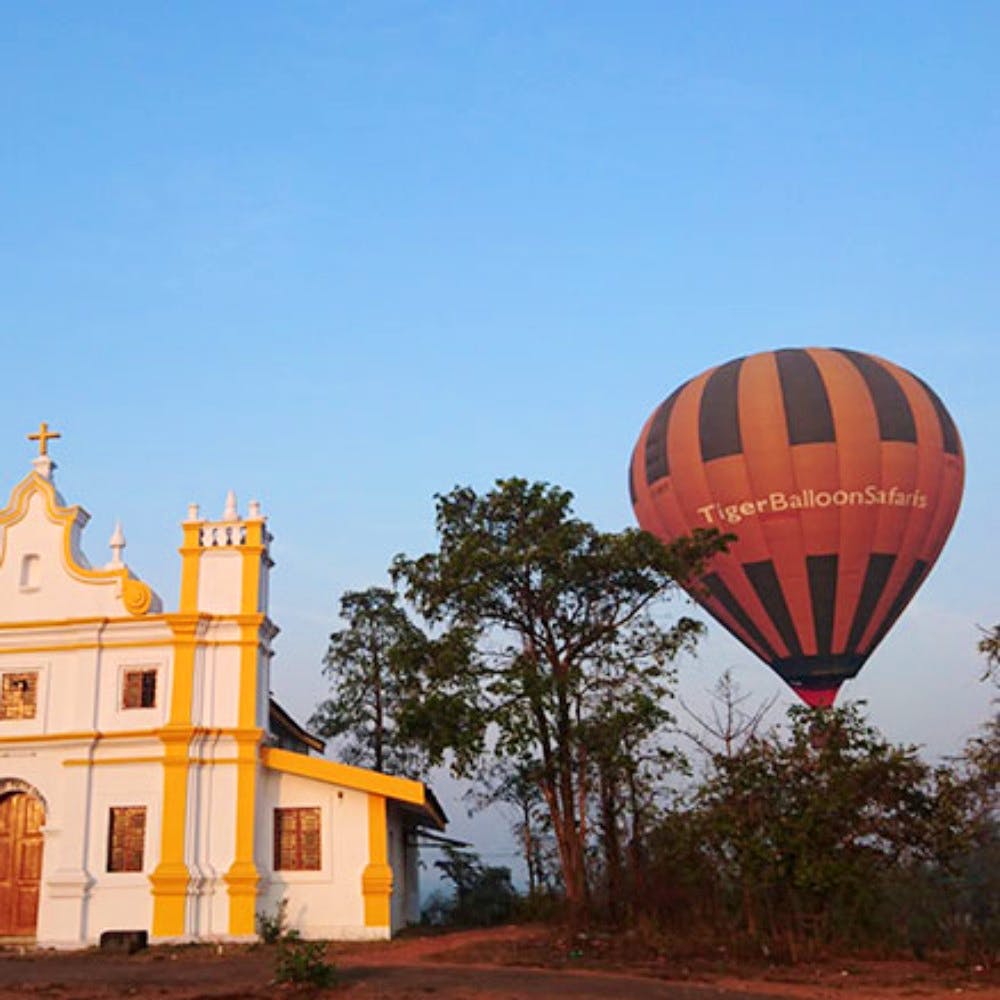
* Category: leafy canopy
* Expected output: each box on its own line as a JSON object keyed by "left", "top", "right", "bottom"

{"left": 390, "top": 477, "right": 725, "bottom": 771}
{"left": 391, "top": 477, "right": 727, "bottom": 912}
{"left": 309, "top": 587, "right": 429, "bottom": 776}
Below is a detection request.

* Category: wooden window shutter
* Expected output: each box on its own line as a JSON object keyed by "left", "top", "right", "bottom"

{"left": 273, "top": 807, "right": 321, "bottom": 871}
{"left": 122, "top": 668, "right": 157, "bottom": 709}
{"left": 107, "top": 807, "right": 146, "bottom": 872}
{"left": 300, "top": 808, "right": 321, "bottom": 870}
{"left": 0, "top": 673, "right": 38, "bottom": 720}
{"left": 140, "top": 670, "right": 156, "bottom": 707}
{"left": 122, "top": 672, "right": 142, "bottom": 709}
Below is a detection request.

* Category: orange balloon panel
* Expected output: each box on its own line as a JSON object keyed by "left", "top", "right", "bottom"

{"left": 629, "top": 348, "right": 964, "bottom": 707}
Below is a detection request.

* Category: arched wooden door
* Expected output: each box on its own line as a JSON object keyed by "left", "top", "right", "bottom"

{"left": 0, "top": 793, "right": 44, "bottom": 936}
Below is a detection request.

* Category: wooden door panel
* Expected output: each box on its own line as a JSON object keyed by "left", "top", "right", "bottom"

{"left": 18, "top": 839, "right": 42, "bottom": 878}
{"left": 0, "top": 833, "right": 11, "bottom": 880}
{"left": 0, "top": 795, "right": 14, "bottom": 934}
{"left": 0, "top": 794, "right": 43, "bottom": 936}
{"left": 14, "top": 887, "right": 38, "bottom": 934}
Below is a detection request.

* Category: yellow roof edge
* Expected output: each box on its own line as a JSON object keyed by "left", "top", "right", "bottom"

{"left": 261, "top": 745, "right": 426, "bottom": 805}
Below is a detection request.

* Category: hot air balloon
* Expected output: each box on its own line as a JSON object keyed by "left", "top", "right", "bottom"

{"left": 629, "top": 348, "right": 964, "bottom": 707}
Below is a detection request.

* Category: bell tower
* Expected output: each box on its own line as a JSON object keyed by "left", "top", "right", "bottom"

{"left": 152, "top": 491, "right": 277, "bottom": 938}
{"left": 178, "top": 491, "right": 271, "bottom": 619}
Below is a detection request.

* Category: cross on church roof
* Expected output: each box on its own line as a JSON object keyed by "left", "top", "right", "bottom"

{"left": 28, "top": 421, "right": 61, "bottom": 457}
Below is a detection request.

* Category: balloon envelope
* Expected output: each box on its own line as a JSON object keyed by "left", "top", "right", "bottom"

{"left": 630, "top": 348, "right": 964, "bottom": 707}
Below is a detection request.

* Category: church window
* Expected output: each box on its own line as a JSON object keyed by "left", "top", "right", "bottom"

{"left": 122, "top": 668, "right": 157, "bottom": 709}
{"left": 0, "top": 672, "right": 38, "bottom": 720}
{"left": 107, "top": 807, "right": 146, "bottom": 872}
{"left": 273, "top": 807, "right": 321, "bottom": 871}
{"left": 18, "top": 554, "right": 40, "bottom": 590}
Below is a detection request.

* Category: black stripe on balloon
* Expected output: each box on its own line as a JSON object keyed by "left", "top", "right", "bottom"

{"left": 770, "top": 653, "right": 867, "bottom": 687}
{"left": 914, "top": 375, "right": 961, "bottom": 455}
{"left": 743, "top": 560, "right": 803, "bottom": 658}
{"left": 806, "top": 554, "right": 838, "bottom": 657}
{"left": 702, "top": 571, "right": 779, "bottom": 661}
{"left": 836, "top": 349, "right": 917, "bottom": 443}
{"left": 864, "top": 560, "right": 930, "bottom": 655}
{"left": 644, "top": 387, "right": 683, "bottom": 486}
{"left": 700, "top": 358, "right": 745, "bottom": 461}
{"left": 845, "top": 553, "right": 896, "bottom": 653}
{"left": 775, "top": 349, "right": 836, "bottom": 445}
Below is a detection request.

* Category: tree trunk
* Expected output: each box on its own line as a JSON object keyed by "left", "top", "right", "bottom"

{"left": 626, "top": 767, "right": 644, "bottom": 916}
{"left": 520, "top": 797, "right": 537, "bottom": 897}
{"left": 539, "top": 775, "right": 587, "bottom": 923}
{"left": 599, "top": 767, "right": 623, "bottom": 923}
{"left": 373, "top": 665, "right": 384, "bottom": 772}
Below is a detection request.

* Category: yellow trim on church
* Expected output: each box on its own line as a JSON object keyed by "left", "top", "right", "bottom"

{"left": 223, "top": 531, "right": 268, "bottom": 935}
{"left": 362, "top": 794, "right": 392, "bottom": 927}
{"left": 0, "top": 471, "right": 154, "bottom": 617}
{"left": 178, "top": 520, "right": 203, "bottom": 613}
{"left": 261, "top": 746, "right": 427, "bottom": 804}
{"left": 149, "top": 725, "right": 193, "bottom": 937}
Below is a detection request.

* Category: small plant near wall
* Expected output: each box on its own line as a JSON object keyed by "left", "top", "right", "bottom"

{"left": 274, "top": 931, "right": 337, "bottom": 988}
{"left": 255, "top": 897, "right": 288, "bottom": 944}
{"left": 256, "top": 898, "right": 337, "bottom": 987}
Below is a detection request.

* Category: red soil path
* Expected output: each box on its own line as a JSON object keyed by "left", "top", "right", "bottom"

{"left": 0, "top": 925, "right": 994, "bottom": 999}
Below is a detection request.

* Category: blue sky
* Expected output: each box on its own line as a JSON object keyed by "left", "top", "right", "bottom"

{"left": 2, "top": 3, "right": 998, "bottom": 862}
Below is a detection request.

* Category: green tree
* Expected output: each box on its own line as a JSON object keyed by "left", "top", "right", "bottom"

{"left": 578, "top": 641, "right": 688, "bottom": 921}
{"left": 688, "top": 704, "right": 944, "bottom": 957}
{"left": 979, "top": 624, "right": 1000, "bottom": 686}
{"left": 391, "top": 477, "right": 725, "bottom": 920}
{"left": 468, "top": 757, "right": 560, "bottom": 899}
{"left": 426, "top": 845, "right": 518, "bottom": 926}
{"left": 309, "top": 587, "right": 429, "bottom": 776}
{"left": 967, "top": 624, "right": 999, "bottom": 827}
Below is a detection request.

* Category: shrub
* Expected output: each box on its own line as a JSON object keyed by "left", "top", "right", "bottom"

{"left": 255, "top": 897, "right": 288, "bottom": 945}
{"left": 274, "top": 931, "right": 337, "bottom": 988}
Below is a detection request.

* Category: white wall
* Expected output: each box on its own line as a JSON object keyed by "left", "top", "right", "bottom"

{"left": 29, "top": 749, "right": 163, "bottom": 947}
{"left": 256, "top": 769, "right": 382, "bottom": 940}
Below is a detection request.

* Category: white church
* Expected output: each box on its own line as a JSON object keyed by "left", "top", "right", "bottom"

{"left": 0, "top": 423, "right": 445, "bottom": 946}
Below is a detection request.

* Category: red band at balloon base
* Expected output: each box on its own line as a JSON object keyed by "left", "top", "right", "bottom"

{"left": 795, "top": 686, "right": 840, "bottom": 709}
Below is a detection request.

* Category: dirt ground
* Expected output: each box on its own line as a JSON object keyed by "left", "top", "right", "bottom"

{"left": 0, "top": 925, "right": 995, "bottom": 1000}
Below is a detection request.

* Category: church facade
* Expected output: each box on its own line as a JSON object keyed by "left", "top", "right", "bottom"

{"left": 0, "top": 425, "right": 444, "bottom": 946}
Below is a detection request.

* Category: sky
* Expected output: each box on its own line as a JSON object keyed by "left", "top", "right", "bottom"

{"left": 1, "top": 3, "right": 998, "bottom": 872}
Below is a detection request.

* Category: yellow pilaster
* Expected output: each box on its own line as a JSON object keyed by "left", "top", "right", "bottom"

{"left": 224, "top": 524, "right": 266, "bottom": 935}
{"left": 150, "top": 616, "right": 199, "bottom": 938}
{"left": 166, "top": 616, "right": 199, "bottom": 725}
{"left": 177, "top": 521, "right": 203, "bottom": 613}
{"left": 362, "top": 794, "right": 393, "bottom": 927}
{"left": 239, "top": 519, "right": 264, "bottom": 616}
{"left": 150, "top": 728, "right": 193, "bottom": 937}
{"left": 223, "top": 728, "right": 262, "bottom": 935}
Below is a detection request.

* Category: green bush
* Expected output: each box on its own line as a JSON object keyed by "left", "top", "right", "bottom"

{"left": 274, "top": 931, "right": 337, "bottom": 988}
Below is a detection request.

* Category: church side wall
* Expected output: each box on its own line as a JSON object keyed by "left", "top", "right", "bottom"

{"left": 256, "top": 769, "right": 380, "bottom": 940}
